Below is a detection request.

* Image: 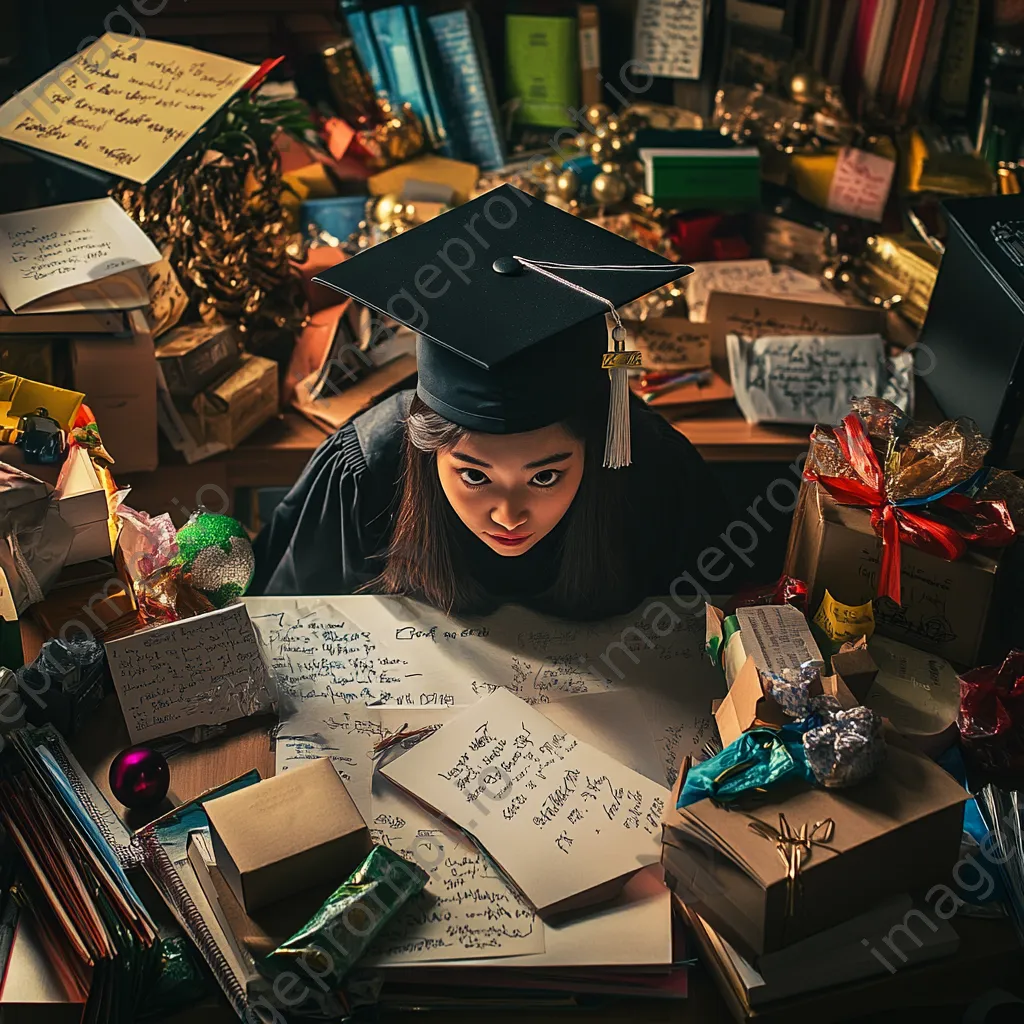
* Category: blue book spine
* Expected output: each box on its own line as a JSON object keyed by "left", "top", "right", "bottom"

{"left": 406, "top": 4, "right": 453, "bottom": 157}
{"left": 345, "top": 9, "right": 388, "bottom": 99}
{"left": 426, "top": 9, "right": 506, "bottom": 171}
{"left": 370, "top": 6, "right": 438, "bottom": 142}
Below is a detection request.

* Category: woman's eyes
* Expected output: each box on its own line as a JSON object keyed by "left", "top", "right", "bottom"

{"left": 530, "top": 469, "right": 563, "bottom": 488}
{"left": 457, "top": 468, "right": 565, "bottom": 488}
{"left": 459, "top": 468, "right": 491, "bottom": 487}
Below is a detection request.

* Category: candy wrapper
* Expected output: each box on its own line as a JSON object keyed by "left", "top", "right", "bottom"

{"left": 133, "top": 564, "right": 215, "bottom": 626}
{"left": 678, "top": 724, "right": 816, "bottom": 808}
{"left": 265, "top": 846, "right": 428, "bottom": 991}
{"left": 763, "top": 665, "right": 822, "bottom": 719}
{"left": 117, "top": 505, "right": 179, "bottom": 583}
{"left": 803, "top": 705, "right": 886, "bottom": 788}
{"left": 958, "top": 650, "right": 1024, "bottom": 783}
{"left": 725, "top": 575, "right": 808, "bottom": 616}
{"left": 804, "top": 398, "right": 1017, "bottom": 605}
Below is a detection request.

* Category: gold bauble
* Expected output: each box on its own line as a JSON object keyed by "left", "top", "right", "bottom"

{"left": 606, "top": 135, "right": 628, "bottom": 158}
{"left": 554, "top": 169, "right": 579, "bottom": 201}
{"left": 591, "top": 171, "right": 627, "bottom": 206}
{"left": 373, "top": 193, "right": 401, "bottom": 224}
{"left": 585, "top": 103, "right": 612, "bottom": 127}
{"left": 606, "top": 116, "right": 621, "bottom": 134}
{"left": 589, "top": 139, "right": 609, "bottom": 161}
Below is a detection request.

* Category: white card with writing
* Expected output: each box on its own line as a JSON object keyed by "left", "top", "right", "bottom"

{"left": 634, "top": 0, "right": 704, "bottom": 80}
{"left": 827, "top": 148, "right": 896, "bottom": 223}
{"left": 0, "top": 34, "right": 257, "bottom": 184}
{"left": 104, "top": 603, "right": 273, "bottom": 743}
{"left": 727, "top": 331, "right": 894, "bottom": 425}
{"left": 381, "top": 688, "right": 668, "bottom": 916}
{"left": 734, "top": 604, "right": 823, "bottom": 676}
{"left": 0, "top": 198, "right": 160, "bottom": 311}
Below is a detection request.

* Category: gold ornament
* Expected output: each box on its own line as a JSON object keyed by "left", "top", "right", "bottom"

{"left": 554, "top": 169, "right": 579, "bottom": 201}
{"left": 373, "top": 193, "right": 401, "bottom": 225}
{"left": 585, "top": 103, "right": 612, "bottom": 127}
{"left": 589, "top": 138, "right": 610, "bottom": 162}
{"left": 606, "top": 116, "right": 621, "bottom": 134}
{"left": 591, "top": 171, "right": 628, "bottom": 206}
{"left": 606, "top": 135, "right": 628, "bottom": 158}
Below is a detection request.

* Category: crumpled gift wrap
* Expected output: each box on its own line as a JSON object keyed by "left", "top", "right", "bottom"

{"left": 803, "top": 397, "right": 1017, "bottom": 605}
{"left": 678, "top": 724, "right": 816, "bottom": 808}
{"left": 958, "top": 650, "right": 1024, "bottom": 782}
{"left": 264, "top": 846, "right": 428, "bottom": 989}
{"left": 803, "top": 705, "right": 886, "bottom": 788}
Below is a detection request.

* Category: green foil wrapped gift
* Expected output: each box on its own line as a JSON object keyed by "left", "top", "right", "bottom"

{"left": 264, "top": 845, "right": 428, "bottom": 988}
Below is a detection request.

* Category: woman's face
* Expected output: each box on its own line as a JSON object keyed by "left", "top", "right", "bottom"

{"left": 436, "top": 423, "right": 585, "bottom": 557}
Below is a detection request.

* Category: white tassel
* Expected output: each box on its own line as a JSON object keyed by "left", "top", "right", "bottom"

{"left": 604, "top": 365, "right": 631, "bottom": 468}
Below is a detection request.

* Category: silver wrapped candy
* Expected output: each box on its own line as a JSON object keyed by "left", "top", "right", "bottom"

{"left": 763, "top": 665, "right": 822, "bottom": 719}
{"left": 803, "top": 706, "right": 886, "bottom": 789}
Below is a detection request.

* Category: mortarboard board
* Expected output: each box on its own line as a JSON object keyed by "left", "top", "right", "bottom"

{"left": 314, "top": 183, "right": 692, "bottom": 466}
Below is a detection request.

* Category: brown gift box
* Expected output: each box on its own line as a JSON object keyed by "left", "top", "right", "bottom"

{"left": 156, "top": 322, "right": 242, "bottom": 399}
{"left": 187, "top": 353, "right": 279, "bottom": 452}
{"left": 784, "top": 479, "right": 1006, "bottom": 667}
{"left": 201, "top": 758, "right": 371, "bottom": 914}
{"left": 661, "top": 745, "right": 968, "bottom": 961}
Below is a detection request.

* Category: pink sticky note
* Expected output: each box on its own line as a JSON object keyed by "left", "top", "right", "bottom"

{"left": 826, "top": 148, "right": 896, "bottom": 223}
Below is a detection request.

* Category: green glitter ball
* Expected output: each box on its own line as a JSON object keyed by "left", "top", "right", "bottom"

{"left": 173, "top": 511, "right": 254, "bottom": 606}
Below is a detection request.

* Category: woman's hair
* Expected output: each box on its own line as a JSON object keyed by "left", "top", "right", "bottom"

{"left": 366, "top": 395, "right": 634, "bottom": 617}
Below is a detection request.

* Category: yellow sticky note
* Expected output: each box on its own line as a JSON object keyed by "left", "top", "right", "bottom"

{"left": 813, "top": 589, "right": 875, "bottom": 644}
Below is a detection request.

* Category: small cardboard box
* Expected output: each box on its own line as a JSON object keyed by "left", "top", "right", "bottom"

{"left": 201, "top": 758, "right": 371, "bottom": 914}
{"left": 56, "top": 446, "right": 111, "bottom": 565}
{"left": 785, "top": 479, "right": 1005, "bottom": 667}
{"left": 662, "top": 745, "right": 968, "bottom": 960}
{"left": 189, "top": 353, "right": 278, "bottom": 452}
{"left": 156, "top": 322, "right": 242, "bottom": 399}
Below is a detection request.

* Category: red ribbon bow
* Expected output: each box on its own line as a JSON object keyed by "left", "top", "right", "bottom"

{"left": 805, "top": 414, "right": 1015, "bottom": 606}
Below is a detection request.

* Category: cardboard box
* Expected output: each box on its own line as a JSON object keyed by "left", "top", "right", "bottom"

{"left": 623, "top": 318, "right": 711, "bottom": 371}
{"left": 190, "top": 353, "right": 278, "bottom": 451}
{"left": 156, "top": 322, "right": 242, "bottom": 399}
{"left": 202, "top": 758, "right": 371, "bottom": 913}
{"left": 71, "top": 310, "right": 157, "bottom": 473}
{"left": 662, "top": 745, "right": 968, "bottom": 960}
{"left": 785, "top": 479, "right": 1005, "bottom": 667}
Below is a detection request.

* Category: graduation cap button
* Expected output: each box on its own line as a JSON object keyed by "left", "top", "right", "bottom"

{"left": 492, "top": 257, "right": 523, "bottom": 275}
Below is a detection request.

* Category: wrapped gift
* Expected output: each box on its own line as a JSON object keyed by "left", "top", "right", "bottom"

{"left": 958, "top": 650, "right": 1024, "bottom": 783}
{"left": 786, "top": 398, "right": 1021, "bottom": 666}
{"left": 662, "top": 744, "right": 968, "bottom": 960}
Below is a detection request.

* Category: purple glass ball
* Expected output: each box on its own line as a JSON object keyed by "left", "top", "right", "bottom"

{"left": 108, "top": 745, "right": 170, "bottom": 809}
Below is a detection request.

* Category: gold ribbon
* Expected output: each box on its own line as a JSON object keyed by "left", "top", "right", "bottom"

{"left": 748, "top": 813, "right": 835, "bottom": 917}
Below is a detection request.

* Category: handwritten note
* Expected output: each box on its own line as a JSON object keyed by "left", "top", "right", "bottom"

{"left": 0, "top": 34, "right": 257, "bottom": 184}
{"left": 727, "top": 331, "right": 900, "bottom": 425}
{"left": 366, "top": 709, "right": 544, "bottom": 964}
{"left": 0, "top": 198, "right": 160, "bottom": 311}
{"left": 104, "top": 603, "right": 273, "bottom": 743}
{"left": 381, "top": 688, "right": 668, "bottom": 916}
{"left": 634, "top": 0, "right": 704, "bottom": 80}
{"left": 626, "top": 318, "right": 711, "bottom": 370}
{"left": 249, "top": 595, "right": 726, "bottom": 797}
{"left": 686, "top": 260, "right": 830, "bottom": 323}
{"left": 145, "top": 254, "right": 188, "bottom": 338}
{"left": 827, "top": 148, "right": 896, "bottom": 223}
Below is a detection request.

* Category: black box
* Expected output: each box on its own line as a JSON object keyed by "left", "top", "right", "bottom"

{"left": 919, "top": 194, "right": 1024, "bottom": 467}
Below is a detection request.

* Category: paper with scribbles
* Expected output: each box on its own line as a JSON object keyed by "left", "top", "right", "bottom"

{"left": 104, "top": 603, "right": 272, "bottom": 743}
{"left": 0, "top": 198, "right": 160, "bottom": 310}
{"left": 0, "top": 34, "right": 256, "bottom": 184}
{"left": 380, "top": 688, "right": 668, "bottom": 915}
{"left": 634, "top": 0, "right": 704, "bottom": 79}
{"left": 248, "top": 595, "right": 725, "bottom": 811}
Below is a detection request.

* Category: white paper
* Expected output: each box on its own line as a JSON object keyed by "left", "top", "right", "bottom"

{"left": 0, "top": 34, "right": 257, "bottom": 184}
{"left": 827, "top": 148, "right": 896, "bottom": 223}
{"left": 366, "top": 709, "right": 544, "bottom": 964}
{"left": 727, "top": 331, "right": 894, "bottom": 425}
{"left": 634, "top": 0, "right": 704, "bottom": 80}
{"left": 685, "top": 260, "right": 832, "bottom": 323}
{"left": 734, "top": 605, "right": 823, "bottom": 676}
{"left": 248, "top": 595, "right": 725, "bottom": 795}
{"left": 0, "top": 198, "right": 160, "bottom": 311}
{"left": 104, "top": 603, "right": 273, "bottom": 743}
{"left": 381, "top": 688, "right": 669, "bottom": 914}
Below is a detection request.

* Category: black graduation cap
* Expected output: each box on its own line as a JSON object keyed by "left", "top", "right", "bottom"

{"left": 314, "top": 183, "right": 692, "bottom": 466}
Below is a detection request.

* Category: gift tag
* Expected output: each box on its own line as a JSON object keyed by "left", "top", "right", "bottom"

{"left": 827, "top": 148, "right": 895, "bottom": 223}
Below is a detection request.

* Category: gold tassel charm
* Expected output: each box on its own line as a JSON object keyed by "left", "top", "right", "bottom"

{"left": 602, "top": 322, "right": 639, "bottom": 469}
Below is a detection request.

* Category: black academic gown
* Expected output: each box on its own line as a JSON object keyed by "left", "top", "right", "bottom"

{"left": 252, "top": 391, "right": 729, "bottom": 617}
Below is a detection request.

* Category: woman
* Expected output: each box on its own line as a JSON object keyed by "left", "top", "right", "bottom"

{"left": 253, "top": 185, "right": 728, "bottom": 618}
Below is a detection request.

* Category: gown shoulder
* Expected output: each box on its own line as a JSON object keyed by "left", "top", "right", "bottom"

{"left": 251, "top": 390, "right": 412, "bottom": 595}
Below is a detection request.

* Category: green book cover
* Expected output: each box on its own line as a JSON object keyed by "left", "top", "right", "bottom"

{"left": 506, "top": 14, "right": 578, "bottom": 127}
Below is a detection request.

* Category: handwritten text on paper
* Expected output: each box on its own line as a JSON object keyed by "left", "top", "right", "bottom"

{"left": 634, "top": 0, "right": 704, "bottom": 80}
